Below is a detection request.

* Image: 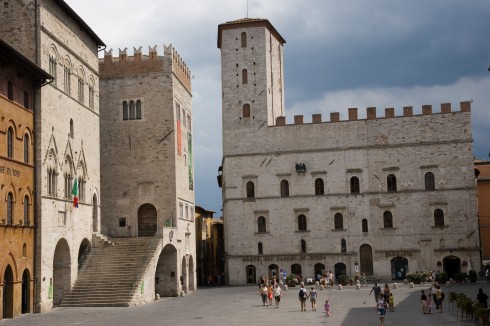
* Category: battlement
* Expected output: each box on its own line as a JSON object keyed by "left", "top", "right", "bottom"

{"left": 275, "top": 101, "right": 471, "bottom": 126}
{"left": 99, "top": 44, "right": 192, "bottom": 93}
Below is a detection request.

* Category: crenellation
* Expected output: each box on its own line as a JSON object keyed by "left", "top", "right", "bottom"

{"left": 366, "top": 107, "right": 376, "bottom": 120}
{"left": 422, "top": 104, "right": 432, "bottom": 115}
{"left": 441, "top": 103, "right": 452, "bottom": 113}
{"left": 312, "top": 113, "right": 322, "bottom": 124}
{"left": 348, "top": 108, "right": 358, "bottom": 121}
{"left": 330, "top": 112, "right": 340, "bottom": 122}
{"left": 133, "top": 46, "right": 142, "bottom": 62}
{"left": 460, "top": 101, "right": 471, "bottom": 112}
{"left": 385, "top": 107, "right": 395, "bottom": 118}
{"left": 403, "top": 106, "right": 413, "bottom": 117}
{"left": 294, "top": 115, "right": 303, "bottom": 125}
{"left": 118, "top": 47, "right": 128, "bottom": 61}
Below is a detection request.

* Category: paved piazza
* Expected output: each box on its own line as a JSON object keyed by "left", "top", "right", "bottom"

{"left": 1, "top": 282, "right": 486, "bottom": 325}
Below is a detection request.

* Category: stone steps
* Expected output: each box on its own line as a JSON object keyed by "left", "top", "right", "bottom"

{"left": 60, "top": 236, "right": 159, "bottom": 307}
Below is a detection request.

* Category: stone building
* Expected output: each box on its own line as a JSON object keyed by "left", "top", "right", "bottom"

{"left": 217, "top": 18, "right": 479, "bottom": 285}
{"left": 476, "top": 161, "right": 490, "bottom": 262}
{"left": 99, "top": 45, "right": 196, "bottom": 298}
{"left": 195, "top": 206, "right": 224, "bottom": 285}
{"left": 0, "top": 39, "right": 51, "bottom": 320}
{"left": 0, "top": 0, "right": 104, "bottom": 312}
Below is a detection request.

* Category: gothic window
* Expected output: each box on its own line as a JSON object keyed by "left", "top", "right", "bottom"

{"left": 362, "top": 219, "right": 368, "bottom": 233}
{"left": 78, "top": 177, "right": 85, "bottom": 203}
{"left": 242, "top": 69, "right": 248, "bottom": 84}
{"left": 434, "top": 209, "right": 444, "bottom": 227}
{"left": 136, "top": 100, "right": 142, "bottom": 119}
{"left": 243, "top": 104, "right": 250, "bottom": 118}
{"left": 241, "top": 32, "right": 247, "bottom": 47}
{"left": 7, "top": 80, "right": 13, "bottom": 100}
{"left": 280, "top": 180, "right": 289, "bottom": 197}
{"left": 7, "top": 127, "right": 13, "bottom": 158}
{"left": 246, "top": 181, "right": 255, "bottom": 198}
{"left": 7, "top": 192, "right": 13, "bottom": 224}
{"left": 129, "top": 100, "right": 135, "bottom": 119}
{"left": 257, "top": 216, "right": 266, "bottom": 233}
{"left": 69, "top": 119, "right": 74, "bottom": 138}
{"left": 64, "top": 172, "right": 73, "bottom": 199}
{"left": 383, "top": 211, "right": 393, "bottom": 228}
{"left": 341, "top": 239, "right": 347, "bottom": 253}
{"left": 334, "top": 213, "right": 343, "bottom": 230}
{"left": 387, "top": 174, "right": 397, "bottom": 192}
{"left": 301, "top": 239, "right": 306, "bottom": 253}
{"left": 24, "top": 91, "right": 30, "bottom": 109}
{"left": 47, "top": 168, "right": 57, "bottom": 197}
{"left": 123, "top": 101, "right": 128, "bottom": 120}
{"left": 315, "top": 178, "right": 324, "bottom": 195}
{"left": 49, "top": 56, "right": 57, "bottom": 86}
{"left": 23, "top": 195, "right": 29, "bottom": 225}
{"left": 24, "top": 134, "right": 29, "bottom": 163}
{"left": 425, "top": 172, "right": 435, "bottom": 191}
{"left": 258, "top": 242, "right": 263, "bottom": 255}
{"left": 64, "top": 66, "right": 71, "bottom": 95}
{"left": 89, "top": 84, "right": 95, "bottom": 109}
{"left": 298, "top": 214, "right": 307, "bottom": 231}
{"left": 350, "top": 176, "right": 360, "bottom": 194}
{"left": 78, "top": 77, "right": 84, "bottom": 103}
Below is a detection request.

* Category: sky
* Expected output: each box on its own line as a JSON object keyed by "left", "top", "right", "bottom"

{"left": 65, "top": 0, "right": 490, "bottom": 215}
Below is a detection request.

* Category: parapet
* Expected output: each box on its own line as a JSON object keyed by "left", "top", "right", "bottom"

{"left": 274, "top": 102, "right": 471, "bottom": 126}
{"left": 99, "top": 44, "right": 192, "bottom": 93}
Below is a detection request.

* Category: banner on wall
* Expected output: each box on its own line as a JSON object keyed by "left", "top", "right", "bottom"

{"left": 188, "top": 132, "right": 193, "bottom": 190}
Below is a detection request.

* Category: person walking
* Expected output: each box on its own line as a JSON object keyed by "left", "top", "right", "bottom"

{"left": 299, "top": 284, "right": 307, "bottom": 311}
{"left": 436, "top": 285, "right": 444, "bottom": 312}
{"left": 267, "top": 285, "right": 273, "bottom": 306}
{"left": 370, "top": 282, "right": 382, "bottom": 304}
{"left": 388, "top": 293, "right": 395, "bottom": 312}
{"left": 421, "top": 290, "right": 428, "bottom": 314}
{"left": 361, "top": 272, "right": 368, "bottom": 287}
{"left": 377, "top": 294, "right": 387, "bottom": 326}
{"left": 308, "top": 286, "right": 318, "bottom": 311}
{"left": 383, "top": 284, "right": 390, "bottom": 302}
{"left": 324, "top": 299, "right": 331, "bottom": 317}
{"left": 259, "top": 283, "right": 268, "bottom": 306}
{"left": 477, "top": 288, "right": 489, "bottom": 308}
{"left": 273, "top": 284, "right": 282, "bottom": 308}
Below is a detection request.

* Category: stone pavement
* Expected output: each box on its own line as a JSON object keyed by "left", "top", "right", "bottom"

{"left": 1, "top": 282, "right": 488, "bottom": 325}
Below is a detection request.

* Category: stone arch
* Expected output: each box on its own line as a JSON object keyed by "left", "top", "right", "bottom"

{"left": 391, "top": 257, "right": 408, "bottom": 280}
{"left": 360, "top": 244, "right": 373, "bottom": 275}
{"left": 138, "top": 203, "right": 157, "bottom": 237}
{"left": 2, "top": 265, "right": 14, "bottom": 318}
{"left": 314, "top": 263, "right": 325, "bottom": 278}
{"left": 443, "top": 255, "right": 461, "bottom": 279}
{"left": 53, "top": 238, "right": 71, "bottom": 305}
{"left": 334, "top": 263, "right": 346, "bottom": 278}
{"left": 21, "top": 268, "right": 31, "bottom": 314}
{"left": 77, "top": 238, "right": 91, "bottom": 270}
{"left": 246, "top": 265, "right": 256, "bottom": 284}
{"left": 268, "top": 264, "right": 279, "bottom": 281}
{"left": 155, "top": 244, "right": 178, "bottom": 297}
{"left": 181, "top": 257, "right": 188, "bottom": 294}
{"left": 188, "top": 256, "right": 195, "bottom": 291}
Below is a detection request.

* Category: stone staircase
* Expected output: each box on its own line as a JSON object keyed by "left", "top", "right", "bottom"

{"left": 60, "top": 236, "right": 160, "bottom": 307}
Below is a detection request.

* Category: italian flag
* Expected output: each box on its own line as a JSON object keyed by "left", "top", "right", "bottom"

{"left": 72, "top": 178, "right": 79, "bottom": 208}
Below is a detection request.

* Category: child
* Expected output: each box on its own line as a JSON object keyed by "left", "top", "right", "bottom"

{"left": 324, "top": 300, "right": 331, "bottom": 317}
{"left": 389, "top": 293, "right": 394, "bottom": 312}
{"left": 268, "top": 285, "right": 273, "bottom": 306}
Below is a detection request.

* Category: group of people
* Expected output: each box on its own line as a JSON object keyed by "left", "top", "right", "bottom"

{"left": 258, "top": 282, "right": 282, "bottom": 308}
{"left": 420, "top": 282, "right": 445, "bottom": 314}
{"left": 298, "top": 284, "right": 331, "bottom": 316}
{"left": 370, "top": 283, "right": 395, "bottom": 326}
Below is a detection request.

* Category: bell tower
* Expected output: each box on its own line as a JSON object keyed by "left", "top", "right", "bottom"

{"left": 218, "top": 18, "right": 286, "bottom": 153}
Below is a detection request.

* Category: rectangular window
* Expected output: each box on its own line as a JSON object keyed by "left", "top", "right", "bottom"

{"left": 119, "top": 217, "right": 126, "bottom": 227}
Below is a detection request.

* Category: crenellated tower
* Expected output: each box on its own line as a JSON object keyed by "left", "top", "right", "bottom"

{"left": 218, "top": 18, "right": 286, "bottom": 154}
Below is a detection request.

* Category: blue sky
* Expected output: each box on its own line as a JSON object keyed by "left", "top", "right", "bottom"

{"left": 66, "top": 0, "right": 490, "bottom": 214}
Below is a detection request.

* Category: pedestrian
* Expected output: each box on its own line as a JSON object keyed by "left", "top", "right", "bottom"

{"left": 308, "top": 286, "right": 318, "bottom": 311}
{"left": 377, "top": 294, "right": 387, "bottom": 326}
{"left": 421, "top": 290, "right": 428, "bottom": 314}
{"left": 299, "top": 284, "right": 307, "bottom": 311}
{"left": 324, "top": 299, "right": 331, "bottom": 317}
{"left": 273, "top": 284, "right": 282, "bottom": 308}
{"left": 361, "top": 272, "right": 368, "bottom": 287}
{"left": 369, "top": 282, "right": 382, "bottom": 303}
{"left": 383, "top": 284, "right": 390, "bottom": 302}
{"left": 268, "top": 285, "right": 273, "bottom": 306}
{"left": 430, "top": 283, "right": 438, "bottom": 309}
{"left": 477, "top": 288, "right": 489, "bottom": 308}
{"left": 426, "top": 292, "right": 433, "bottom": 314}
{"left": 436, "top": 285, "right": 444, "bottom": 312}
{"left": 388, "top": 293, "right": 394, "bottom": 312}
{"left": 259, "top": 283, "right": 268, "bottom": 306}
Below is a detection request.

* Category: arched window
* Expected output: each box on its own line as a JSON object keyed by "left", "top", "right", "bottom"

{"left": 241, "top": 32, "right": 247, "bottom": 47}
{"left": 23, "top": 243, "right": 27, "bottom": 257}
{"left": 298, "top": 214, "right": 307, "bottom": 231}
{"left": 242, "top": 104, "right": 250, "bottom": 118}
{"left": 242, "top": 69, "right": 248, "bottom": 84}
{"left": 434, "top": 209, "right": 444, "bottom": 227}
{"left": 301, "top": 239, "right": 306, "bottom": 253}
{"left": 350, "top": 176, "right": 360, "bottom": 194}
{"left": 7, "top": 80, "right": 14, "bottom": 100}
{"left": 362, "top": 219, "right": 368, "bottom": 233}
{"left": 78, "top": 76, "right": 84, "bottom": 103}
{"left": 123, "top": 101, "right": 129, "bottom": 120}
{"left": 258, "top": 242, "right": 263, "bottom": 255}
{"left": 315, "top": 178, "right": 324, "bottom": 195}
{"left": 280, "top": 180, "right": 289, "bottom": 197}
{"left": 129, "top": 100, "right": 135, "bottom": 120}
{"left": 257, "top": 216, "right": 266, "bottom": 233}
{"left": 24, "top": 91, "right": 30, "bottom": 109}
{"left": 69, "top": 119, "right": 74, "bottom": 138}
{"left": 7, "top": 127, "right": 13, "bottom": 158}
{"left": 387, "top": 174, "right": 397, "bottom": 192}
{"left": 7, "top": 192, "right": 13, "bottom": 224}
{"left": 334, "top": 213, "right": 343, "bottom": 230}
{"left": 246, "top": 181, "right": 255, "bottom": 198}
{"left": 23, "top": 196, "right": 29, "bottom": 225}
{"left": 136, "top": 100, "right": 142, "bottom": 119}
{"left": 47, "top": 167, "right": 57, "bottom": 196}
{"left": 383, "top": 211, "right": 393, "bottom": 228}
{"left": 49, "top": 55, "right": 57, "bottom": 86}
{"left": 64, "top": 66, "right": 71, "bottom": 94}
{"left": 341, "top": 239, "right": 347, "bottom": 253}
{"left": 425, "top": 172, "right": 435, "bottom": 191}
{"left": 24, "top": 134, "right": 29, "bottom": 163}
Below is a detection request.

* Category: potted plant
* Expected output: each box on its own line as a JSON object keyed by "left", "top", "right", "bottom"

{"left": 468, "top": 270, "right": 477, "bottom": 282}
{"left": 406, "top": 272, "right": 423, "bottom": 284}
{"left": 337, "top": 274, "right": 348, "bottom": 286}
{"left": 454, "top": 272, "right": 468, "bottom": 283}
{"left": 286, "top": 273, "right": 298, "bottom": 287}
{"left": 435, "top": 271, "right": 449, "bottom": 283}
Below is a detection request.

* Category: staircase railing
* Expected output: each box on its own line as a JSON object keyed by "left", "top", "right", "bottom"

{"left": 128, "top": 234, "right": 163, "bottom": 299}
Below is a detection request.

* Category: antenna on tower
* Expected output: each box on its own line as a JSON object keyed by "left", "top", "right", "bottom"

{"left": 246, "top": 0, "right": 248, "bottom": 18}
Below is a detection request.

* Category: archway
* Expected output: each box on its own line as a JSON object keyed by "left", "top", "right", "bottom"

{"left": 334, "top": 263, "right": 346, "bottom": 278}
{"left": 246, "top": 265, "right": 256, "bottom": 284}
{"left": 138, "top": 203, "right": 157, "bottom": 237}
{"left": 21, "top": 269, "right": 31, "bottom": 314}
{"left": 391, "top": 257, "right": 408, "bottom": 280}
{"left": 360, "top": 244, "right": 373, "bottom": 275}
{"left": 181, "top": 257, "right": 188, "bottom": 294}
{"left": 268, "top": 264, "right": 279, "bottom": 282}
{"left": 155, "top": 244, "right": 178, "bottom": 297}
{"left": 291, "top": 263, "right": 302, "bottom": 277}
{"left": 443, "top": 255, "right": 461, "bottom": 279}
{"left": 188, "top": 256, "right": 195, "bottom": 291}
{"left": 2, "top": 265, "right": 14, "bottom": 318}
{"left": 92, "top": 194, "right": 98, "bottom": 232}
{"left": 314, "top": 263, "right": 326, "bottom": 280}
{"left": 53, "top": 238, "right": 71, "bottom": 305}
{"left": 77, "top": 238, "right": 91, "bottom": 270}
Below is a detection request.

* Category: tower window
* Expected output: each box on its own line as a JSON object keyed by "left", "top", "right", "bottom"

{"left": 341, "top": 239, "right": 347, "bottom": 253}
{"left": 257, "top": 216, "right": 266, "bottom": 233}
{"left": 241, "top": 32, "right": 247, "bottom": 47}
{"left": 434, "top": 209, "right": 444, "bottom": 227}
{"left": 314, "top": 178, "right": 324, "bottom": 195}
{"left": 7, "top": 127, "right": 13, "bottom": 158}
{"left": 243, "top": 104, "right": 250, "bottom": 118}
{"left": 242, "top": 69, "right": 248, "bottom": 84}
{"left": 350, "top": 176, "right": 360, "bottom": 194}
{"left": 298, "top": 214, "right": 307, "bottom": 231}
{"left": 258, "top": 242, "right": 263, "bottom": 255}
{"left": 246, "top": 181, "right": 255, "bottom": 198}
{"left": 280, "top": 180, "right": 289, "bottom": 197}
{"left": 362, "top": 219, "right": 368, "bottom": 233}
{"left": 383, "top": 211, "right": 393, "bottom": 228}
{"left": 301, "top": 239, "right": 306, "bottom": 253}
{"left": 425, "top": 172, "right": 435, "bottom": 191}
{"left": 387, "top": 174, "right": 397, "bottom": 192}
{"left": 334, "top": 213, "right": 343, "bottom": 230}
